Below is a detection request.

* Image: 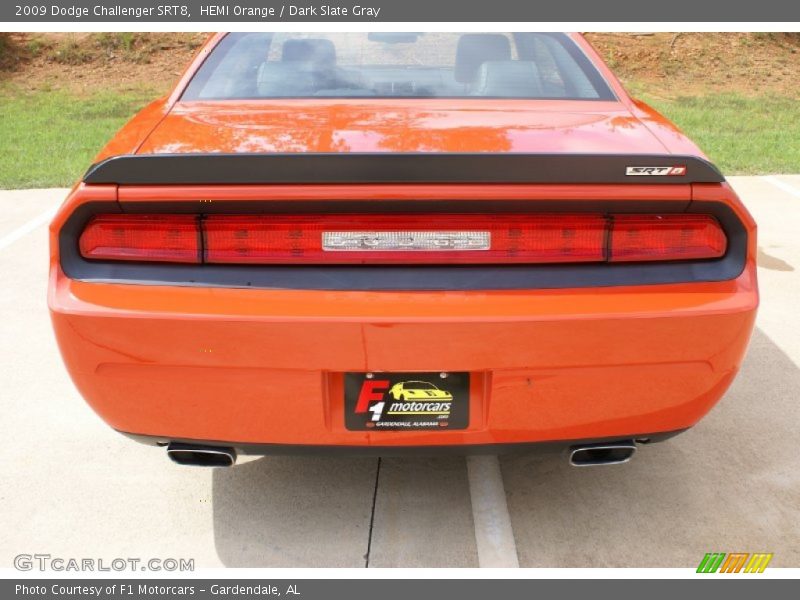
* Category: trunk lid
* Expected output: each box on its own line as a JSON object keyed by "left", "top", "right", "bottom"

{"left": 136, "top": 99, "right": 671, "bottom": 155}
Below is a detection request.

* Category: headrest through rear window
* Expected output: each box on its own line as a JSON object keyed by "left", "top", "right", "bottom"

{"left": 471, "top": 61, "right": 544, "bottom": 97}
{"left": 281, "top": 38, "right": 337, "bottom": 68}
{"left": 454, "top": 34, "right": 512, "bottom": 83}
{"left": 257, "top": 62, "right": 315, "bottom": 96}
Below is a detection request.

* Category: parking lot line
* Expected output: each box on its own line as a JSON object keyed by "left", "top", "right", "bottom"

{"left": 763, "top": 175, "right": 800, "bottom": 199}
{"left": 466, "top": 455, "right": 519, "bottom": 568}
{"left": 369, "top": 456, "right": 479, "bottom": 567}
{"left": 0, "top": 206, "right": 57, "bottom": 253}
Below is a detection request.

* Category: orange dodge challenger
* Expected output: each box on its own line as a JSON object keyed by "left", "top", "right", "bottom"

{"left": 49, "top": 33, "right": 758, "bottom": 467}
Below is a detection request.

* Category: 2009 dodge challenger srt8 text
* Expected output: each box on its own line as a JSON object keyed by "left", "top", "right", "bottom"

{"left": 48, "top": 33, "right": 758, "bottom": 467}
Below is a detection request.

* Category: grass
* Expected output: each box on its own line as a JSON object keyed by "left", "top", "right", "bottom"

{"left": 0, "top": 85, "right": 158, "bottom": 189}
{"left": 0, "top": 86, "right": 797, "bottom": 189}
{"left": 49, "top": 39, "right": 93, "bottom": 65}
{"left": 641, "top": 93, "right": 800, "bottom": 175}
{"left": 94, "top": 33, "right": 158, "bottom": 64}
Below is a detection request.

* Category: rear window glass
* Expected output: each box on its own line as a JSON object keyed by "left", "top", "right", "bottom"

{"left": 182, "top": 33, "right": 615, "bottom": 101}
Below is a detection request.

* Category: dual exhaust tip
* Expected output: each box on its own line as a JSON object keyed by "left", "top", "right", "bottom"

{"left": 166, "top": 440, "right": 637, "bottom": 467}
{"left": 167, "top": 442, "right": 236, "bottom": 467}
{"left": 569, "top": 441, "right": 636, "bottom": 467}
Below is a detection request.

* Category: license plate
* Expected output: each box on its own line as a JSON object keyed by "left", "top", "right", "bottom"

{"left": 344, "top": 372, "right": 469, "bottom": 431}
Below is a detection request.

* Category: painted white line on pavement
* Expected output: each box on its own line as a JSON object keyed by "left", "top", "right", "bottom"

{"left": 466, "top": 455, "right": 520, "bottom": 568}
{"left": 763, "top": 176, "right": 800, "bottom": 199}
{"left": 0, "top": 207, "right": 58, "bottom": 253}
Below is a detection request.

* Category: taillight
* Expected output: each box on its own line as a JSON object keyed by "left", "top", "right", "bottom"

{"left": 78, "top": 215, "right": 201, "bottom": 263}
{"left": 609, "top": 215, "right": 727, "bottom": 262}
{"left": 203, "top": 214, "right": 607, "bottom": 264}
{"left": 77, "top": 213, "right": 727, "bottom": 265}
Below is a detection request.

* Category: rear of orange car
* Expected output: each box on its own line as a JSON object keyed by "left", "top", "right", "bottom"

{"left": 48, "top": 33, "right": 757, "bottom": 466}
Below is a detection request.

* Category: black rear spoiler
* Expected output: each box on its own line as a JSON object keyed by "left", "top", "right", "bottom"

{"left": 83, "top": 153, "right": 724, "bottom": 185}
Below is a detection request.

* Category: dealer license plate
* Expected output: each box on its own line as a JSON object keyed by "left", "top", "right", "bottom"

{"left": 344, "top": 372, "right": 469, "bottom": 431}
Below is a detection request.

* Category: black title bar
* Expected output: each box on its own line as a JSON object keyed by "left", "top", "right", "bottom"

{"left": 4, "top": 0, "right": 800, "bottom": 22}
{"left": 3, "top": 578, "right": 795, "bottom": 600}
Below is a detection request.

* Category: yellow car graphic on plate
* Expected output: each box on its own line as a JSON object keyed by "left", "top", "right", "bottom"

{"left": 389, "top": 381, "right": 453, "bottom": 402}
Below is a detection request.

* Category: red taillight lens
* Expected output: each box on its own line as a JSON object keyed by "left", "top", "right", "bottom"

{"left": 610, "top": 215, "right": 727, "bottom": 262}
{"left": 203, "top": 214, "right": 608, "bottom": 264}
{"left": 76, "top": 212, "right": 727, "bottom": 266}
{"left": 79, "top": 215, "right": 201, "bottom": 263}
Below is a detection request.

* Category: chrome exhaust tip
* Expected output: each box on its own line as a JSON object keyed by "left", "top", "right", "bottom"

{"left": 167, "top": 442, "right": 236, "bottom": 467}
{"left": 569, "top": 441, "right": 636, "bottom": 467}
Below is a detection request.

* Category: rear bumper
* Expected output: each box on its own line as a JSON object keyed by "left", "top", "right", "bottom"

{"left": 122, "top": 429, "right": 687, "bottom": 457}
{"left": 49, "top": 266, "right": 758, "bottom": 448}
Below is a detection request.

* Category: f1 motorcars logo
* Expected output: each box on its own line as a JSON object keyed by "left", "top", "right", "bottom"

{"left": 345, "top": 372, "right": 469, "bottom": 431}
{"left": 626, "top": 165, "right": 687, "bottom": 176}
{"left": 355, "top": 379, "right": 453, "bottom": 423}
{"left": 696, "top": 552, "right": 773, "bottom": 573}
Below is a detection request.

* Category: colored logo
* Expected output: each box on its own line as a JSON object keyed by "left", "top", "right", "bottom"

{"left": 696, "top": 552, "right": 773, "bottom": 573}
{"left": 356, "top": 379, "right": 454, "bottom": 423}
{"left": 344, "top": 372, "right": 470, "bottom": 431}
{"left": 625, "top": 165, "right": 687, "bottom": 176}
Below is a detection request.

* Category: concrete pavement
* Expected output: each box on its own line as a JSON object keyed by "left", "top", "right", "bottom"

{"left": 0, "top": 177, "right": 797, "bottom": 569}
